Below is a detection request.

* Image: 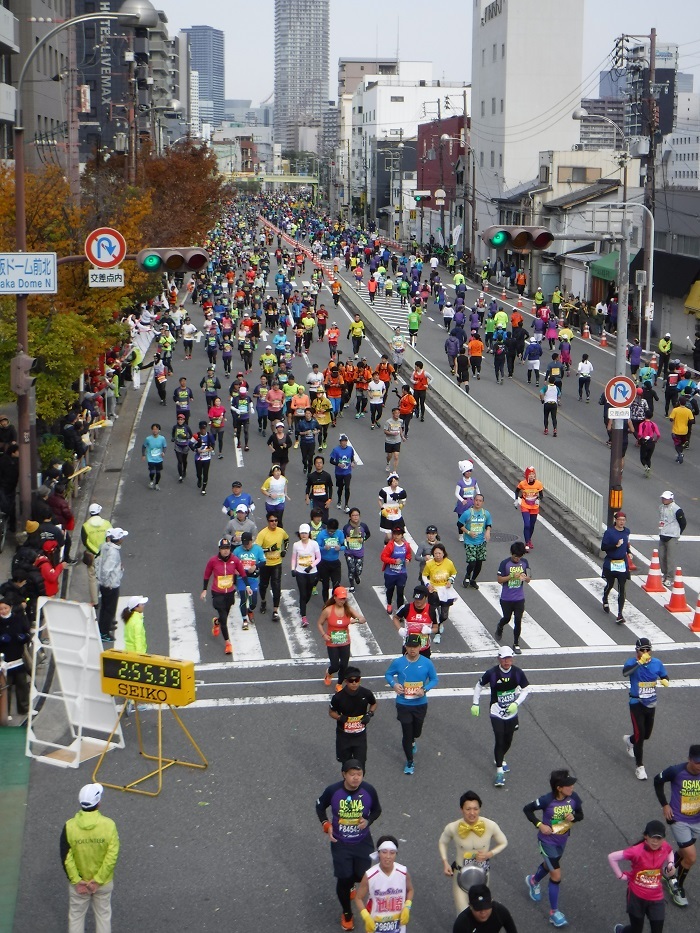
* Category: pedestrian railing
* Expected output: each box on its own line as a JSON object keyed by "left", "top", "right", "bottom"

{"left": 340, "top": 284, "right": 604, "bottom": 534}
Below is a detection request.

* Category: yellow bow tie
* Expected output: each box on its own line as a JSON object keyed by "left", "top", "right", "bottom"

{"left": 458, "top": 820, "right": 486, "bottom": 838}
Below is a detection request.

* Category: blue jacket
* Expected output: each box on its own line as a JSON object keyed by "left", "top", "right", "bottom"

{"left": 385, "top": 655, "right": 438, "bottom": 706}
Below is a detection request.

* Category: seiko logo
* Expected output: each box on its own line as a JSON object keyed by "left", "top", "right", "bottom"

{"left": 482, "top": 0, "right": 504, "bottom": 25}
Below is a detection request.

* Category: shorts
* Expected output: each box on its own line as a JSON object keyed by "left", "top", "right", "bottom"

{"left": 538, "top": 838, "right": 567, "bottom": 871}
{"left": 385, "top": 442, "right": 401, "bottom": 454}
{"left": 670, "top": 820, "right": 700, "bottom": 848}
{"left": 626, "top": 890, "right": 665, "bottom": 922}
{"left": 330, "top": 837, "right": 374, "bottom": 880}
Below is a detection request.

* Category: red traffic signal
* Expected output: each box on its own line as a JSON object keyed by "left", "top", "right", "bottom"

{"left": 481, "top": 226, "right": 554, "bottom": 251}
{"left": 136, "top": 248, "right": 210, "bottom": 274}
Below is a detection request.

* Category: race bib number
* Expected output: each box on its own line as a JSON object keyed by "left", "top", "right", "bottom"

{"left": 374, "top": 918, "right": 400, "bottom": 933}
{"left": 330, "top": 629, "right": 349, "bottom": 646}
{"left": 633, "top": 869, "right": 661, "bottom": 890}
{"left": 384, "top": 506, "right": 400, "bottom": 520}
{"left": 297, "top": 554, "right": 313, "bottom": 568}
{"left": 638, "top": 680, "right": 657, "bottom": 700}
{"left": 216, "top": 575, "right": 233, "bottom": 590}
{"left": 198, "top": 449, "right": 211, "bottom": 461}
{"left": 343, "top": 715, "right": 365, "bottom": 734}
{"left": 403, "top": 681, "right": 422, "bottom": 698}
{"left": 610, "top": 559, "right": 627, "bottom": 573}
{"left": 497, "top": 689, "right": 515, "bottom": 709}
{"left": 312, "top": 484, "right": 327, "bottom": 496}
{"left": 508, "top": 567, "right": 523, "bottom": 588}
{"left": 347, "top": 537, "right": 362, "bottom": 550}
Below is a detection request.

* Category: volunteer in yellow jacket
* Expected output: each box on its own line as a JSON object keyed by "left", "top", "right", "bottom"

{"left": 438, "top": 790, "right": 508, "bottom": 916}
{"left": 60, "top": 783, "right": 120, "bottom": 933}
{"left": 120, "top": 596, "right": 149, "bottom": 713}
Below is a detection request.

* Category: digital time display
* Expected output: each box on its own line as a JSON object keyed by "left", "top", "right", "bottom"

{"left": 100, "top": 650, "right": 196, "bottom": 706}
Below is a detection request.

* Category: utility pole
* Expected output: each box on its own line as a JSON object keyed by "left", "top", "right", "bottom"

{"left": 608, "top": 218, "right": 631, "bottom": 527}
{"left": 470, "top": 152, "right": 476, "bottom": 271}
{"left": 436, "top": 98, "right": 445, "bottom": 246}
{"left": 66, "top": 0, "right": 80, "bottom": 206}
{"left": 461, "top": 88, "right": 468, "bottom": 261}
{"left": 643, "top": 27, "right": 657, "bottom": 351}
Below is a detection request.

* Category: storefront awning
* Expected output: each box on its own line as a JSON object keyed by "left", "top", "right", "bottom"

{"left": 685, "top": 280, "right": 700, "bottom": 316}
{"left": 589, "top": 249, "right": 639, "bottom": 281}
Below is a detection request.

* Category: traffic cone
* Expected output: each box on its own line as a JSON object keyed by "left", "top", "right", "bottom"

{"left": 532, "top": 301, "right": 538, "bottom": 314}
{"left": 501, "top": 285, "right": 507, "bottom": 299}
{"left": 517, "top": 295, "right": 523, "bottom": 309}
{"left": 599, "top": 330, "right": 608, "bottom": 348}
{"left": 581, "top": 323, "right": 590, "bottom": 339}
{"left": 642, "top": 549, "right": 666, "bottom": 592}
{"left": 627, "top": 551, "right": 637, "bottom": 572}
{"left": 690, "top": 595, "right": 700, "bottom": 632}
{"left": 666, "top": 567, "right": 692, "bottom": 613}
{"left": 650, "top": 352, "right": 658, "bottom": 375}
{"left": 484, "top": 281, "right": 489, "bottom": 292}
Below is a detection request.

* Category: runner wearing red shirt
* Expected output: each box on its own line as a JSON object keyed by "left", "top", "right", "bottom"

{"left": 201, "top": 537, "right": 250, "bottom": 655}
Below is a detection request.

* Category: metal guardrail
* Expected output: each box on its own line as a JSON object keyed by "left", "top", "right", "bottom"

{"left": 339, "top": 283, "right": 604, "bottom": 534}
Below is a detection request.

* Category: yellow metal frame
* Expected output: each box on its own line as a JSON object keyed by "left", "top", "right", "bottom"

{"left": 92, "top": 702, "right": 208, "bottom": 797}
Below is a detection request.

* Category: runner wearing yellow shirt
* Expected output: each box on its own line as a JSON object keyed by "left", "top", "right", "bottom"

{"left": 422, "top": 544, "right": 458, "bottom": 643}
{"left": 255, "top": 514, "right": 289, "bottom": 622}
{"left": 669, "top": 397, "right": 694, "bottom": 463}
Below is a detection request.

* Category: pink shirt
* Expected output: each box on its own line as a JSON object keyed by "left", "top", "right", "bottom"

{"left": 609, "top": 841, "right": 673, "bottom": 902}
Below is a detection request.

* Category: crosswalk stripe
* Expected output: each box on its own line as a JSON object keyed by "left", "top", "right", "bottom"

{"left": 447, "top": 594, "right": 500, "bottom": 652}
{"left": 478, "top": 583, "right": 559, "bottom": 649}
{"left": 631, "top": 576, "right": 700, "bottom": 635}
{"left": 279, "top": 589, "right": 321, "bottom": 658}
{"left": 114, "top": 596, "right": 128, "bottom": 651}
{"left": 530, "top": 580, "right": 616, "bottom": 647}
{"left": 578, "top": 579, "right": 674, "bottom": 644}
{"left": 166, "top": 593, "right": 201, "bottom": 663}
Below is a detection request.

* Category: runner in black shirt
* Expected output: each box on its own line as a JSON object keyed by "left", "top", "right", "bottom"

{"left": 329, "top": 667, "right": 377, "bottom": 767}
{"left": 453, "top": 883, "right": 518, "bottom": 933}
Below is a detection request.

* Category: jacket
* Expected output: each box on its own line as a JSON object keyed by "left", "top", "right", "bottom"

{"left": 94, "top": 541, "right": 124, "bottom": 589}
{"left": 60, "top": 809, "right": 120, "bottom": 885}
{"left": 35, "top": 555, "right": 63, "bottom": 597}
{"left": 81, "top": 516, "right": 113, "bottom": 556}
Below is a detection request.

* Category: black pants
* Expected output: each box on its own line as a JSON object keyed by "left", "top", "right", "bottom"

{"left": 578, "top": 376, "right": 591, "bottom": 399}
{"left": 498, "top": 598, "right": 524, "bottom": 646}
{"left": 494, "top": 355, "right": 505, "bottom": 381}
{"left": 396, "top": 703, "right": 427, "bottom": 763}
{"left": 6, "top": 667, "right": 30, "bottom": 715}
{"left": 175, "top": 450, "right": 189, "bottom": 478}
{"left": 336, "top": 731, "right": 367, "bottom": 767}
{"left": 603, "top": 571, "right": 628, "bottom": 617}
{"left": 211, "top": 590, "right": 236, "bottom": 641}
{"left": 490, "top": 715, "right": 518, "bottom": 767}
{"left": 543, "top": 402, "right": 558, "bottom": 430}
{"left": 639, "top": 439, "right": 656, "bottom": 469}
{"left": 295, "top": 571, "right": 318, "bottom": 616}
{"left": 236, "top": 421, "right": 249, "bottom": 447}
{"left": 259, "top": 564, "right": 282, "bottom": 609}
{"left": 195, "top": 459, "right": 211, "bottom": 490}
{"left": 370, "top": 403, "right": 383, "bottom": 426}
{"left": 98, "top": 585, "right": 120, "bottom": 638}
{"left": 629, "top": 703, "right": 656, "bottom": 766}
{"left": 414, "top": 389, "right": 426, "bottom": 419}
{"left": 318, "top": 560, "right": 342, "bottom": 602}
{"left": 327, "top": 644, "right": 351, "bottom": 684}
{"left": 300, "top": 442, "right": 316, "bottom": 473}
{"left": 401, "top": 413, "right": 413, "bottom": 436}
{"left": 336, "top": 475, "right": 351, "bottom": 507}
{"left": 620, "top": 890, "right": 665, "bottom": 933}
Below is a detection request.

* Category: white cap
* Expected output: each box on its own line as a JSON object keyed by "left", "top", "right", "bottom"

{"left": 88, "top": 503, "right": 102, "bottom": 515}
{"left": 108, "top": 527, "right": 128, "bottom": 540}
{"left": 126, "top": 595, "right": 148, "bottom": 611}
{"left": 458, "top": 459, "right": 474, "bottom": 473}
{"left": 298, "top": 523, "right": 311, "bottom": 534}
{"left": 79, "top": 783, "right": 104, "bottom": 809}
{"left": 660, "top": 490, "right": 674, "bottom": 500}
{"left": 498, "top": 646, "right": 514, "bottom": 659}
{"left": 235, "top": 504, "right": 249, "bottom": 513}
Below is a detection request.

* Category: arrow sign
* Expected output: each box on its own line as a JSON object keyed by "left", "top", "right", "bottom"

{"left": 605, "top": 375, "right": 637, "bottom": 408}
{"left": 85, "top": 227, "right": 127, "bottom": 269}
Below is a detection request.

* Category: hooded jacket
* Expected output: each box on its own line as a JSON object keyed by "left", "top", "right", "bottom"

{"left": 60, "top": 809, "right": 120, "bottom": 885}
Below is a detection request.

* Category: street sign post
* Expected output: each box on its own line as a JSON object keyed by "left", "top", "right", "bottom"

{"left": 605, "top": 375, "right": 636, "bottom": 407}
{"left": 84, "top": 227, "right": 127, "bottom": 269}
{"left": 0, "top": 252, "right": 57, "bottom": 294}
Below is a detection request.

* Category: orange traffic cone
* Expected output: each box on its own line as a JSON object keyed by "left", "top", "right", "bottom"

{"left": 599, "top": 330, "right": 608, "bottom": 348}
{"left": 627, "top": 551, "right": 637, "bottom": 572}
{"left": 650, "top": 352, "right": 658, "bottom": 375}
{"left": 501, "top": 285, "right": 507, "bottom": 299}
{"left": 690, "top": 595, "right": 700, "bottom": 632}
{"left": 581, "top": 323, "right": 590, "bottom": 339}
{"left": 517, "top": 295, "right": 523, "bottom": 309}
{"left": 484, "top": 281, "right": 489, "bottom": 292}
{"left": 666, "top": 567, "right": 692, "bottom": 613}
{"left": 532, "top": 301, "right": 538, "bottom": 314}
{"left": 642, "top": 549, "right": 666, "bottom": 592}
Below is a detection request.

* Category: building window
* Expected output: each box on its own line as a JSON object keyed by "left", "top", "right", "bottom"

{"left": 490, "top": 150, "right": 495, "bottom": 167}
{"left": 491, "top": 98, "right": 496, "bottom": 115}
{"left": 492, "top": 43, "right": 497, "bottom": 61}
{"left": 480, "top": 100, "right": 485, "bottom": 117}
{"left": 482, "top": 49, "right": 485, "bottom": 66}
{"left": 557, "top": 166, "right": 602, "bottom": 184}
{"left": 502, "top": 43, "right": 505, "bottom": 57}
{"left": 480, "top": 150, "right": 484, "bottom": 167}
{"left": 500, "top": 99, "right": 503, "bottom": 114}
{"left": 390, "top": 96, "right": 404, "bottom": 102}
{"left": 499, "top": 153, "right": 503, "bottom": 168}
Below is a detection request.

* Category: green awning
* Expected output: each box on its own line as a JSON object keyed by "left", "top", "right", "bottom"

{"left": 590, "top": 249, "right": 639, "bottom": 280}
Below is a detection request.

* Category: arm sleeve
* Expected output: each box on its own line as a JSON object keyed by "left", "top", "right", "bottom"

{"left": 677, "top": 509, "right": 687, "bottom": 534}
{"left": 523, "top": 798, "right": 542, "bottom": 826}
{"left": 515, "top": 685, "right": 530, "bottom": 707}
{"left": 497, "top": 904, "right": 518, "bottom": 933}
{"left": 622, "top": 659, "right": 639, "bottom": 677}
{"left": 653, "top": 767, "right": 673, "bottom": 806}
{"left": 93, "top": 822, "right": 120, "bottom": 885}
{"left": 366, "top": 785, "right": 382, "bottom": 824}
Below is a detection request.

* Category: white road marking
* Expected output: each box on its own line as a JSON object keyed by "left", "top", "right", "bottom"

{"left": 578, "top": 578, "right": 675, "bottom": 643}
{"left": 446, "top": 593, "right": 501, "bottom": 652}
{"left": 166, "top": 593, "right": 201, "bottom": 663}
{"left": 235, "top": 444, "right": 244, "bottom": 469}
{"left": 631, "top": 576, "right": 700, "bottom": 633}
{"left": 279, "top": 588, "right": 321, "bottom": 657}
{"left": 478, "top": 582, "right": 559, "bottom": 649}
{"left": 530, "top": 579, "right": 616, "bottom": 647}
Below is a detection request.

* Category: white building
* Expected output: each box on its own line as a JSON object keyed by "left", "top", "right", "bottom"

{"left": 470, "top": 0, "right": 583, "bottom": 233}
{"left": 661, "top": 131, "right": 700, "bottom": 190}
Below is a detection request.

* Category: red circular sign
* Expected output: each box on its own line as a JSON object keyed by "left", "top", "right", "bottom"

{"left": 84, "top": 227, "right": 127, "bottom": 269}
{"left": 605, "top": 375, "right": 636, "bottom": 407}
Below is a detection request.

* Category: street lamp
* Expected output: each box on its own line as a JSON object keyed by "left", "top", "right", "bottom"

{"left": 572, "top": 108, "right": 629, "bottom": 201}
{"left": 13, "top": 0, "right": 159, "bottom": 522}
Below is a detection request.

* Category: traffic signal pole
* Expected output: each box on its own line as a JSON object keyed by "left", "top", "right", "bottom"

{"left": 607, "top": 218, "right": 631, "bottom": 528}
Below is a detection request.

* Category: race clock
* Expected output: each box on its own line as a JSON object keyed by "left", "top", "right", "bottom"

{"left": 101, "top": 650, "right": 196, "bottom": 706}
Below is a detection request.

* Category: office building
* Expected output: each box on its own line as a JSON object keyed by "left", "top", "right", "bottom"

{"left": 274, "top": 0, "right": 329, "bottom": 152}
{"left": 578, "top": 98, "right": 626, "bottom": 150}
{"left": 182, "top": 25, "right": 224, "bottom": 128}
{"left": 0, "top": 2, "right": 18, "bottom": 161}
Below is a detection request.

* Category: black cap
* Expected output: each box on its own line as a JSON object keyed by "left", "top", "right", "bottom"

{"left": 643, "top": 820, "right": 666, "bottom": 839}
{"left": 426, "top": 525, "right": 438, "bottom": 534}
{"left": 635, "top": 637, "right": 652, "bottom": 651}
{"left": 232, "top": 480, "right": 243, "bottom": 487}
{"left": 240, "top": 532, "right": 253, "bottom": 544}
{"left": 341, "top": 759, "right": 364, "bottom": 773}
{"left": 553, "top": 772, "right": 577, "bottom": 788}
{"left": 218, "top": 537, "right": 232, "bottom": 548}
{"left": 413, "top": 585, "right": 429, "bottom": 599}
{"left": 199, "top": 419, "right": 208, "bottom": 427}
{"left": 405, "top": 633, "right": 422, "bottom": 647}
{"left": 468, "top": 883, "right": 493, "bottom": 910}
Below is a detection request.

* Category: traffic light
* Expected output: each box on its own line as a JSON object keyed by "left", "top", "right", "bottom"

{"left": 136, "top": 248, "right": 210, "bottom": 274}
{"left": 413, "top": 190, "right": 432, "bottom": 204}
{"left": 480, "top": 226, "right": 554, "bottom": 251}
{"left": 11, "top": 352, "right": 38, "bottom": 396}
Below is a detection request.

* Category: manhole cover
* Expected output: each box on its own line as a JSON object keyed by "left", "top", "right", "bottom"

{"left": 490, "top": 531, "right": 519, "bottom": 542}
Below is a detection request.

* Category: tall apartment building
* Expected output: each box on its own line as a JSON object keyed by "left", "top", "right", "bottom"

{"left": 274, "top": 0, "right": 329, "bottom": 153}
{"left": 0, "top": 1, "right": 18, "bottom": 161}
{"left": 578, "top": 98, "right": 626, "bottom": 150}
{"left": 469, "top": 0, "right": 583, "bottom": 232}
{"left": 182, "top": 25, "right": 224, "bottom": 128}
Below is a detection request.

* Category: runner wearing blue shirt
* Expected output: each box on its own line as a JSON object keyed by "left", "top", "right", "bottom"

{"left": 385, "top": 635, "right": 439, "bottom": 775}
{"left": 316, "top": 519, "right": 346, "bottom": 602}
{"left": 329, "top": 434, "right": 356, "bottom": 512}
{"left": 141, "top": 423, "right": 167, "bottom": 489}
{"left": 222, "top": 480, "right": 255, "bottom": 518}
{"left": 234, "top": 533, "right": 266, "bottom": 630}
{"left": 622, "top": 637, "right": 669, "bottom": 781}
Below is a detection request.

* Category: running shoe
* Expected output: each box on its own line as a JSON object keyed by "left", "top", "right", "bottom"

{"left": 335, "top": 684, "right": 343, "bottom": 693}
{"left": 293, "top": 440, "right": 299, "bottom": 448}
{"left": 433, "top": 633, "right": 441, "bottom": 644}
{"left": 404, "top": 762, "right": 415, "bottom": 775}
{"left": 345, "top": 506, "right": 351, "bottom": 513}
{"left": 543, "top": 428, "right": 548, "bottom": 435}
{"left": 242, "top": 620, "right": 249, "bottom": 631}
{"left": 247, "top": 612, "right": 254, "bottom": 625}
{"left": 211, "top": 619, "right": 220, "bottom": 638}
{"left": 549, "top": 910, "right": 568, "bottom": 927}
{"left": 324, "top": 670, "right": 332, "bottom": 686}
{"left": 301, "top": 616, "right": 309, "bottom": 628}
{"left": 149, "top": 480, "right": 154, "bottom": 488}
{"left": 412, "top": 741, "right": 418, "bottom": 755}
{"left": 525, "top": 874, "right": 541, "bottom": 902}
{"left": 260, "top": 601, "right": 267, "bottom": 614}
{"left": 348, "top": 585, "right": 355, "bottom": 593}
{"left": 635, "top": 765, "right": 648, "bottom": 780}
{"left": 623, "top": 735, "right": 635, "bottom": 759}
{"left": 495, "top": 624, "right": 504, "bottom": 641}
{"left": 224, "top": 641, "right": 233, "bottom": 655}
{"left": 553, "top": 430, "right": 557, "bottom": 437}
{"left": 272, "top": 611, "right": 280, "bottom": 623}
{"left": 462, "top": 575, "right": 470, "bottom": 588}
{"left": 512, "top": 644, "right": 522, "bottom": 654}
{"left": 602, "top": 601, "right": 610, "bottom": 613}
{"left": 494, "top": 770, "right": 506, "bottom": 787}
{"left": 340, "top": 914, "right": 355, "bottom": 931}
{"left": 470, "top": 580, "right": 479, "bottom": 589}
{"left": 614, "top": 925, "right": 625, "bottom": 932}
{"left": 616, "top": 616, "right": 625, "bottom": 625}
{"left": 665, "top": 876, "right": 689, "bottom": 907}
{"left": 386, "top": 604, "right": 392, "bottom": 615}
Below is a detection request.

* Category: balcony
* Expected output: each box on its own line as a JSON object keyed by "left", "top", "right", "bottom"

{"left": 0, "top": 83, "right": 15, "bottom": 123}
{"left": 0, "top": 6, "right": 19, "bottom": 55}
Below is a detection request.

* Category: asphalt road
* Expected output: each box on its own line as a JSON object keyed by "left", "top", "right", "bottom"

{"left": 14, "top": 269, "right": 700, "bottom": 933}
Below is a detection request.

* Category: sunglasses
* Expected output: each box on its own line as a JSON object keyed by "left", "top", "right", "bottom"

{"left": 267, "top": 517, "right": 279, "bottom": 522}
{"left": 346, "top": 678, "right": 361, "bottom": 683}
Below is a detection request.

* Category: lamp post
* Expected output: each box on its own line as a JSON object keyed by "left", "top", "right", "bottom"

{"left": 13, "top": 0, "right": 159, "bottom": 523}
{"left": 572, "top": 107, "right": 629, "bottom": 201}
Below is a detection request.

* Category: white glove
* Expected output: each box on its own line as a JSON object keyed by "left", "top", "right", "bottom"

{"left": 421, "top": 625, "right": 432, "bottom": 635}
{"left": 514, "top": 498, "right": 521, "bottom": 508}
{"left": 398, "top": 627, "right": 407, "bottom": 638}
